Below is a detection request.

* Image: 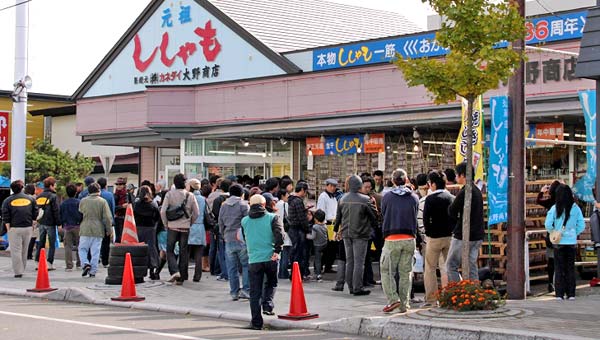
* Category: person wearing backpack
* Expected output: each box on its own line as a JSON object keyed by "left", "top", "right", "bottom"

{"left": 35, "top": 177, "right": 61, "bottom": 271}
{"left": 544, "top": 184, "right": 585, "bottom": 300}
{"left": 160, "top": 174, "right": 199, "bottom": 285}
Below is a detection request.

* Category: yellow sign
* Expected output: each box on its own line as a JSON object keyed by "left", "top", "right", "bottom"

{"left": 456, "top": 96, "right": 484, "bottom": 182}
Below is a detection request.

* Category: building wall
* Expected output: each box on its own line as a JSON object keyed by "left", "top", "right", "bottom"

{"left": 51, "top": 115, "right": 136, "bottom": 156}
{"left": 139, "top": 147, "right": 156, "bottom": 182}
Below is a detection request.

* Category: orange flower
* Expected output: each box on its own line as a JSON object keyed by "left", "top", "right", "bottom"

{"left": 478, "top": 297, "right": 485, "bottom": 302}
{"left": 464, "top": 300, "right": 470, "bottom": 305}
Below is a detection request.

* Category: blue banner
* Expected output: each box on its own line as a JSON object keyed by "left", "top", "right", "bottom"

{"left": 574, "top": 90, "right": 596, "bottom": 203}
{"left": 324, "top": 135, "right": 364, "bottom": 155}
{"left": 313, "top": 11, "right": 587, "bottom": 71}
{"left": 488, "top": 96, "right": 509, "bottom": 225}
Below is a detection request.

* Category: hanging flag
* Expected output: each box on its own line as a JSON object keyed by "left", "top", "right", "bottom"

{"left": 456, "top": 95, "right": 485, "bottom": 182}
{"left": 488, "top": 96, "right": 509, "bottom": 225}
{"left": 574, "top": 90, "right": 596, "bottom": 202}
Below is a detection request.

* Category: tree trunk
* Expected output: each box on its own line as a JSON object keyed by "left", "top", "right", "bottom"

{"left": 461, "top": 97, "right": 475, "bottom": 280}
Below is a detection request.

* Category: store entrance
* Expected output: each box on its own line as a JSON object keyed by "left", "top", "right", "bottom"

{"left": 205, "top": 163, "right": 267, "bottom": 179}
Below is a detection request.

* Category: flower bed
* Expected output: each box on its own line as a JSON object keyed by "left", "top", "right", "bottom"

{"left": 438, "top": 279, "right": 504, "bottom": 311}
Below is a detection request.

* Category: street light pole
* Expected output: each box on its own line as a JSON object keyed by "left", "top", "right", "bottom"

{"left": 10, "top": 0, "right": 29, "bottom": 184}
{"left": 507, "top": 0, "right": 526, "bottom": 300}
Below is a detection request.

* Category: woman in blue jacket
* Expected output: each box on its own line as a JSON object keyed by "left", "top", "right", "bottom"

{"left": 544, "top": 184, "right": 585, "bottom": 300}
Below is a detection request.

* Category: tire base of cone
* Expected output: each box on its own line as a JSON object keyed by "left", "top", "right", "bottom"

{"left": 27, "top": 287, "right": 58, "bottom": 293}
{"left": 277, "top": 313, "right": 319, "bottom": 320}
{"left": 111, "top": 296, "right": 145, "bottom": 302}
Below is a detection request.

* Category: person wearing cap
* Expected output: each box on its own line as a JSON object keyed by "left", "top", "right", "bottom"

{"left": 317, "top": 178, "right": 339, "bottom": 274}
{"left": 261, "top": 177, "right": 280, "bottom": 213}
{"left": 241, "top": 194, "right": 283, "bottom": 330}
{"left": 78, "top": 176, "right": 96, "bottom": 199}
{"left": 113, "top": 177, "right": 128, "bottom": 243}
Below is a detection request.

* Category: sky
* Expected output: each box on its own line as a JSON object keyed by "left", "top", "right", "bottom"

{"left": 0, "top": 0, "right": 434, "bottom": 96}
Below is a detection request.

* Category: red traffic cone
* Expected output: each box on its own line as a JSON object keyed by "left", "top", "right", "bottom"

{"left": 278, "top": 261, "right": 318, "bottom": 320}
{"left": 27, "top": 248, "right": 57, "bottom": 293}
{"left": 111, "top": 253, "right": 145, "bottom": 302}
{"left": 119, "top": 204, "right": 141, "bottom": 245}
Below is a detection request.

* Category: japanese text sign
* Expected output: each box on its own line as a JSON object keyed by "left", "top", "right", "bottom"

{"left": 0, "top": 112, "right": 9, "bottom": 161}
{"left": 488, "top": 96, "right": 508, "bottom": 225}
{"left": 364, "top": 133, "right": 385, "bottom": 153}
{"left": 325, "top": 135, "right": 363, "bottom": 155}
{"left": 306, "top": 137, "right": 325, "bottom": 156}
{"left": 535, "top": 122, "right": 564, "bottom": 145}
{"left": 313, "top": 11, "right": 587, "bottom": 71}
{"left": 456, "top": 96, "right": 484, "bottom": 182}
{"left": 307, "top": 134, "right": 385, "bottom": 156}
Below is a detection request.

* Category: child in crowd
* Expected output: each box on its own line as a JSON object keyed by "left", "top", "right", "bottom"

{"left": 311, "top": 209, "right": 329, "bottom": 282}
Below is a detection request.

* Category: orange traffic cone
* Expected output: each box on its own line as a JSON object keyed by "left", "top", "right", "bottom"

{"left": 111, "top": 253, "right": 145, "bottom": 302}
{"left": 278, "top": 261, "right": 318, "bottom": 320}
{"left": 119, "top": 204, "right": 140, "bottom": 245}
{"left": 27, "top": 248, "right": 57, "bottom": 293}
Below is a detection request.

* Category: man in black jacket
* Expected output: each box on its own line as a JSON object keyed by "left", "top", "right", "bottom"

{"left": 287, "top": 181, "right": 310, "bottom": 278}
{"left": 2, "top": 180, "right": 37, "bottom": 277}
{"left": 35, "top": 176, "right": 61, "bottom": 270}
{"left": 422, "top": 170, "right": 455, "bottom": 305}
{"left": 446, "top": 162, "right": 485, "bottom": 282}
{"left": 335, "top": 175, "right": 378, "bottom": 296}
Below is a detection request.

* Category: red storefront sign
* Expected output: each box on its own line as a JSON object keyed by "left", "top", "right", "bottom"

{"left": 306, "top": 137, "right": 325, "bottom": 155}
{"left": 536, "top": 122, "right": 564, "bottom": 144}
{"left": 0, "top": 111, "right": 9, "bottom": 161}
{"left": 364, "top": 133, "right": 385, "bottom": 153}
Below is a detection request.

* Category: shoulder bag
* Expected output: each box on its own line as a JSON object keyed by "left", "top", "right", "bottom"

{"left": 166, "top": 192, "right": 190, "bottom": 221}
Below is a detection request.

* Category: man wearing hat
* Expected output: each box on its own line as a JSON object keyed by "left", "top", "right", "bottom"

{"left": 317, "top": 178, "right": 339, "bottom": 274}
{"left": 113, "top": 177, "right": 128, "bottom": 243}
{"left": 78, "top": 176, "right": 96, "bottom": 199}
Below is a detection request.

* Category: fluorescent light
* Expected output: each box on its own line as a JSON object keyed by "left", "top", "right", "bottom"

{"left": 238, "top": 152, "right": 267, "bottom": 157}
{"left": 423, "top": 141, "right": 455, "bottom": 145}
{"left": 209, "top": 150, "right": 235, "bottom": 155}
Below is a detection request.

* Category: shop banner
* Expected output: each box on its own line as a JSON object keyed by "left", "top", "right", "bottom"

{"left": 325, "top": 135, "right": 363, "bottom": 155}
{"left": 0, "top": 112, "right": 8, "bottom": 161}
{"left": 456, "top": 96, "right": 484, "bottom": 182}
{"left": 574, "top": 90, "right": 596, "bottom": 203}
{"left": 535, "top": 122, "right": 564, "bottom": 146}
{"left": 488, "top": 96, "right": 509, "bottom": 226}
{"left": 364, "top": 133, "right": 385, "bottom": 153}
{"left": 306, "top": 137, "right": 325, "bottom": 155}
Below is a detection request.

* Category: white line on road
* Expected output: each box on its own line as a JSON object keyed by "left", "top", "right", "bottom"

{"left": 0, "top": 310, "right": 212, "bottom": 340}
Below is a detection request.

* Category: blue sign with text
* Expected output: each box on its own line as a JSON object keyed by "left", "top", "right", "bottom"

{"left": 574, "top": 90, "right": 596, "bottom": 203}
{"left": 488, "top": 96, "right": 509, "bottom": 226}
{"left": 324, "top": 135, "right": 364, "bottom": 155}
{"left": 313, "top": 11, "right": 587, "bottom": 71}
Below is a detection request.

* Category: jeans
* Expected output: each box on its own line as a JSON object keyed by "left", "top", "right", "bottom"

{"left": 446, "top": 238, "right": 482, "bottom": 282}
{"left": 424, "top": 236, "right": 451, "bottom": 302}
{"left": 167, "top": 229, "right": 189, "bottom": 281}
{"left": 36, "top": 224, "right": 57, "bottom": 264}
{"left": 278, "top": 246, "right": 290, "bottom": 279}
{"left": 313, "top": 244, "right": 326, "bottom": 276}
{"left": 226, "top": 241, "right": 249, "bottom": 297}
{"left": 78, "top": 236, "right": 102, "bottom": 275}
{"left": 380, "top": 239, "right": 415, "bottom": 307}
{"left": 554, "top": 245, "right": 576, "bottom": 298}
{"left": 289, "top": 228, "right": 309, "bottom": 276}
{"left": 8, "top": 227, "right": 33, "bottom": 275}
{"left": 63, "top": 228, "right": 81, "bottom": 269}
{"left": 217, "top": 235, "right": 228, "bottom": 279}
{"left": 249, "top": 260, "right": 278, "bottom": 328}
{"left": 343, "top": 238, "right": 368, "bottom": 293}
{"left": 137, "top": 226, "right": 158, "bottom": 269}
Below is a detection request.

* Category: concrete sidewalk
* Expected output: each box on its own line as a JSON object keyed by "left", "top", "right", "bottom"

{"left": 0, "top": 253, "right": 598, "bottom": 340}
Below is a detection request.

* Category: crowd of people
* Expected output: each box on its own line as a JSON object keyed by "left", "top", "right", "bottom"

{"left": 0, "top": 162, "right": 589, "bottom": 329}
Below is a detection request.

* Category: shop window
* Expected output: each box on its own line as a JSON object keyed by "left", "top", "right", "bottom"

{"left": 184, "top": 140, "right": 203, "bottom": 156}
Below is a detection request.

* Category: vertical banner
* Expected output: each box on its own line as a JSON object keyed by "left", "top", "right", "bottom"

{"left": 488, "top": 96, "right": 509, "bottom": 225}
{"left": 456, "top": 96, "right": 484, "bottom": 181}
{"left": 574, "top": 90, "right": 596, "bottom": 202}
{"left": 0, "top": 111, "right": 9, "bottom": 161}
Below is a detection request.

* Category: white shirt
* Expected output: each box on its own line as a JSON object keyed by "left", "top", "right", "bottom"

{"left": 317, "top": 191, "right": 338, "bottom": 221}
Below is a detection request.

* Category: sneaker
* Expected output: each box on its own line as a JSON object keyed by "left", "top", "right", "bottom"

{"left": 174, "top": 280, "right": 183, "bottom": 286}
{"left": 238, "top": 290, "right": 250, "bottom": 299}
{"left": 410, "top": 297, "right": 424, "bottom": 304}
{"left": 47, "top": 263, "right": 55, "bottom": 271}
{"left": 555, "top": 297, "right": 564, "bottom": 301}
{"left": 567, "top": 297, "right": 576, "bottom": 301}
{"left": 353, "top": 289, "right": 371, "bottom": 296}
{"left": 168, "top": 272, "right": 181, "bottom": 283}
{"left": 231, "top": 295, "right": 239, "bottom": 301}
{"left": 88, "top": 273, "right": 96, "bottom": 278}
{"left": 14, "top": 274, "right": 23, "bottom": 278}
{"left": 244, "top": 324, "right": 262, "bottom": 330}
{"left": 65, "top": 268, "right": 73, "bottom": 272}
{"left": 82, "top": 264, "right": 91, "bottom": 277}
{"left": 316, "top": 275, "right": 323, "bottom": 282}
{"left": 262, "top": 310, "right": 275, "bottom": 316}
{"left": 216, "top": 276, "right": 228, "bottom": 282}
{"left": 331, "top": 286, "right": 344, "bottom": 292}
{"left": 422, "top": 302, "right": 435, "bottom": 308}
{"left": 383, "top": 301, "right": 402, "bottom": 313}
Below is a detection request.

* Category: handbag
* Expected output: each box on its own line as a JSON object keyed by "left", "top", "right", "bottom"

{"left": 203, "top": 203, "right": 216, "bottom": 231}
{"left": 165, "top": 193, "right": 190, "bottom": 221}
{"left": 549, "top": 221, "right": 566, "bottom": 244}
{"left": 36, "top": 197, "right": 49, "bottom": 222}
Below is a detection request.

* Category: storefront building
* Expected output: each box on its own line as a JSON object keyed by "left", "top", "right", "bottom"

{"left": 73, "top": 0, "right": 594, "bottom": 192}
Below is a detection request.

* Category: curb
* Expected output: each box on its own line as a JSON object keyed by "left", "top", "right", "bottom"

{"left": 0, "top": 287, "right": 594, "bottom": 340}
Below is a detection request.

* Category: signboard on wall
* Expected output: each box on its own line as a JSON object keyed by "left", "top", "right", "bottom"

{"left": 574, "top": 90, "right": 596, "bottom": 202}
{"left": 0, "top": 112, "right": 9, "bottom": 161}
{"left": 306, "top": 134, "right": 385, "bottom": 155}
{"left": 84, "top": 0, "right": 287, "bottom": 97}
{"left": 313, "top": 11, "right": 587, "bottom": 71}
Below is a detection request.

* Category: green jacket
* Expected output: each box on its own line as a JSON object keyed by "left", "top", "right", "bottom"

{"left": 79, "top": 193, "right": 112, "bottom": 238}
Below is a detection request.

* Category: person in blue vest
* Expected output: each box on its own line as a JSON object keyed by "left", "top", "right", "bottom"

{"left": 241, "top": 194, "right": 283, "bottom": 330}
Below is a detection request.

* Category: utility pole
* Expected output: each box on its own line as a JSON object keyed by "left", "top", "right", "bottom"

{"left": 507, "top": 0, "right": 526, "bottom": 299}
{"left": 10, "top": 0, "right": 29, "bottom": 183}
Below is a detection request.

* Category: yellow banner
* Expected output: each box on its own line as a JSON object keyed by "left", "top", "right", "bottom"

{"left": 456, "top": 96, "right": 484, "bottom": 182}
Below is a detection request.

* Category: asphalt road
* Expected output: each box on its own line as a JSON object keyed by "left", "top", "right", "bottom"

{"left": 0, "top": 295, "right": 377, "bottom": 340}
